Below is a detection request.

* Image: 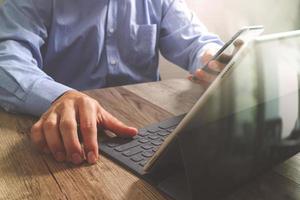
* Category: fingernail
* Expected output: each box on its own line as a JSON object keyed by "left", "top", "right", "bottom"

{"left": 55, "top": 152, "right": 66, "bottom": 162}
{"left": 71, "top": 153, "right": 83, "bottom": 165}
{"left": 87, "top": 151, "right": 97, "bottom": 164}
{"left": 129, "top": 128, "right": 138, "bottom": 137}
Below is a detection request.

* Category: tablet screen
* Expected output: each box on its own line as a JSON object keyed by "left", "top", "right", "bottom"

{"left": 176, "top": 31, "right": 300, "bottom": 199}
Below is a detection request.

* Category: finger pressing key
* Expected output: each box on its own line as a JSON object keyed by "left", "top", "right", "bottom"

{"left": 97, "top": 108, "right": 138, "bottom": 138}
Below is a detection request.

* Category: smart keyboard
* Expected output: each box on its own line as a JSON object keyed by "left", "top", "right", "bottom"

{"left": 99, "top": 114, "right": 185, "bottom": 175}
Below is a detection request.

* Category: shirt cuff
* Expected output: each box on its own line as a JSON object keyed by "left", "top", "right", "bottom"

{"left": 190, "top": 42, "right": 223, "bottom": 73}
{"left": 23, "top": 78, "right": 73, "bottom": 116}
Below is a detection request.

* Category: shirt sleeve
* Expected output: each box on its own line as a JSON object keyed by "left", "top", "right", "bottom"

{"left": 0, "top": 0, "right": 73, "bottom": 116}
{"left": 159, "top": 0, "right": 224, "bottom": 73}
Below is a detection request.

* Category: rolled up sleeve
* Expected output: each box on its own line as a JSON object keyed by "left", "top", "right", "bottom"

{"left": 0, "top": 0, "right": 73, "bottom": 116}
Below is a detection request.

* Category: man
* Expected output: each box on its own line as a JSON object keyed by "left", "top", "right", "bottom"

{"left": 0, "top": 0, "right": 223, "bottom": 165}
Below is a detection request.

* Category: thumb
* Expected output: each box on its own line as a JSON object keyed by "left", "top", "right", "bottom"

{"left": 97, "top": 109, "right": 138, "bottom": 137}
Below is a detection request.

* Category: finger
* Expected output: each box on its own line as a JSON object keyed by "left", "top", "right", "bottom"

{"left": 78, "top": 99, "right": 98, "bottom": 164}
{"left": 195, "top": 69, "right": 216, "bottom": 83}
{"left": 202, "top": 52, "right": 215, "bottom": 65}
{"left": 188, "top": 74, "right": 198, "bottom": 82}
{"left": 188, "top": 74, "right": 204, "bottom": 83}
{"left": 217, "top": 54, "right": 232, "bottom": 64}
{"left": 208, "top": 60, "right": 225, "bottom": 72}
{"left": 43, "top": 113, "right": 66, "bottom": 162}
{"left": 234, "top": 39, "right": 244, "bottom": 48}
{"left": 187, "top": 74, "right": 211, "bottom": 87}
{"left": 31, "top": 119, "right": 50, "bottom": 154}
{"left": 97, "top": 108, "right": 137, "bottom": 137}
{"left": 59, "top": 105, "right": 83, "bottom": 165}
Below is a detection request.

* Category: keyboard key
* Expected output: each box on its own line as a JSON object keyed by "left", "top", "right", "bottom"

{"left": 106, "top": 142, "right": 121, "bottom": 148}
{"left": 151, "top": 140, "right": 163, "bottom": 146}
{"left": 148, "top": 135, "right": 159, "bottom": 140}
{"left": 103, "top": 137, "right": 132, "bottom": 148}
{"left": 159, "top": 120, "right": 180, "bottom": 129}
{"left": 141, "top": 144, "right": 153, "bottom": 150}
{"left": 132, "top": 134, "right": 141, "bottom": 140}
{"left": 122, "top": 147, "right": 143, "bottom": 157}
{"left": 114, "top": 141, "right": 139, "bottom": 152}
{"left": 142, "top": 151, "right": 154, "bottom": 158}
{"left": 139, "top": 138, "right": 149, "bottom": 143}
{"left": 138, "top": 129, "right": 149, "bottom": 137}
{"left": 130, "top": 155, "right": 144, "bottom": 162}
{"left": 167, "top": 127, "right": 176, "bottom": 133}
{"left": 153, "top": 147, "right": 159, "bottom": 152}
{"left": 147, "top": 126, "right": 161, "bottom": 133}
{"left": 139, "top": 160, "right": 148, "bottom": 167}
{"left": 157, "top": 131, "right": 170, "bottom": 137}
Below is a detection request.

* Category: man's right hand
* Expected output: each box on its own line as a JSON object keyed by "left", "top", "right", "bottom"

{"left": 30, "top": 90, "right": 138, "bottom": 165}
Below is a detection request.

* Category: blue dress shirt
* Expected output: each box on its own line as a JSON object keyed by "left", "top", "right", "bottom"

{"left": 0, "top": 0, "right": 223, "bottom": 116}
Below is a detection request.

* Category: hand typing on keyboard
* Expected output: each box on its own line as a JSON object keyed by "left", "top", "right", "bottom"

{"left": 101, "top": 115, "right": 184, "bottom": 172}
{"left": 30, "top": 91, "right": 137, "bottom": 165}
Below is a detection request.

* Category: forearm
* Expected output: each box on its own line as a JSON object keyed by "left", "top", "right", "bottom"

{"left": 0, "top": 40, "right": 72, "bottom": 116}
{"left": 0, "top": 71, "right": 73, "bottom": 116}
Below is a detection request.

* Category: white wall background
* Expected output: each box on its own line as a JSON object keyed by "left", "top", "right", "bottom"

{"left": 189, "top": 0, "right": 300, "bottom": 39}
{"left": 160, "top": 0, "right": 300, "bottom": 79}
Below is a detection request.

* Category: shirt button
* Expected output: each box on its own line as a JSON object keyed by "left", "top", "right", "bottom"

{"left": 109, "top": 28, "right": 114, "bottom": 34}
{"left": 110, "top": 59, "right": 117, "bottom": 65}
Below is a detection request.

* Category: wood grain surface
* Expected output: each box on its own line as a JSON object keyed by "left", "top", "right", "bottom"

{"left": 0, "top": 79, "right": 299, "bottom": 200}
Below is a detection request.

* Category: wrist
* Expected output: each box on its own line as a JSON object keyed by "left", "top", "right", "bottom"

{"left": 52, "top": 90, "right": 76, "bottom": 104}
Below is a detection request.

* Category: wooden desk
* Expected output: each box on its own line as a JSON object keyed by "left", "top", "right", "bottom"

{"left": 0, "top": 79, "right": 300, "bottom": 200}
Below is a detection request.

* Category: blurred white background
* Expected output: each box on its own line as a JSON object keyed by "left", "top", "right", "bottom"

{"left": 160, "top": 0, "right": 300, "bottom": 79}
